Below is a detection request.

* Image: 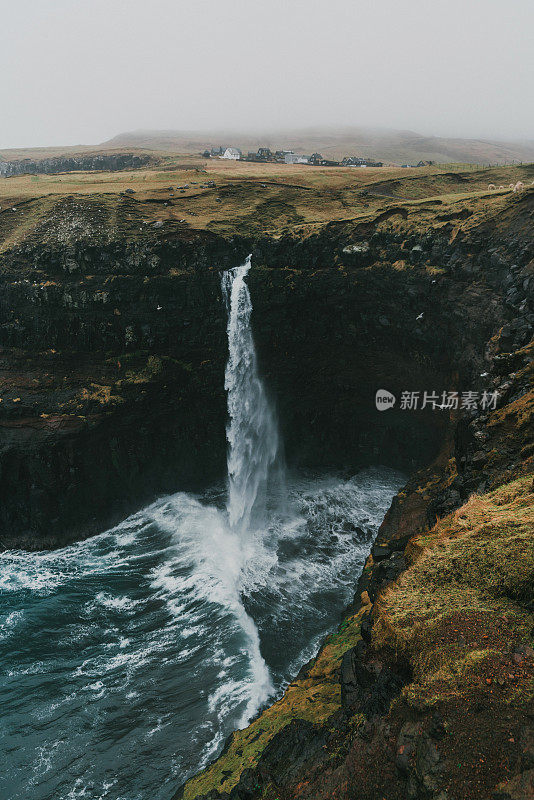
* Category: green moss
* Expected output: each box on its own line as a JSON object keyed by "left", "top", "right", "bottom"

{"left": 374, "top": 475, "right": 534, "bottom": 710}
{"left": 123, "top": 355, "right": 164, "bottom": 384}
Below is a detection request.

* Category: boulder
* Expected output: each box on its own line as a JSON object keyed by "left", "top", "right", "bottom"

{"left": 340, "top": 641, "right": 406, "bottom": 717}
{"left": 341, "top": 241, "right": 372, "bottom": 266}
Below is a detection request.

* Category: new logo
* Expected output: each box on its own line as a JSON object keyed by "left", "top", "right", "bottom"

{"left": 375, "top": 389, "right": 396, "bottom": 410}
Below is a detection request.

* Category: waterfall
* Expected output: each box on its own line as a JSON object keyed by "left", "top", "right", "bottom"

{"left": 222, "top": 255, "right": 281, "bottom": 533}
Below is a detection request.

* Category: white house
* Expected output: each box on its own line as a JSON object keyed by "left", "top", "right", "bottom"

{"left": 284, "top": 152, "right": 309, "bottom": 164}
{"left": 221, "top": 147, "right": 242, "bottom": 160}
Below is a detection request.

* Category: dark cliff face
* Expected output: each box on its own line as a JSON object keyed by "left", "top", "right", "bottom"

{"left": 0, "top": 204, "right": 532, "bottom": 549}
{"left": 249, "top": 262, "right": 496, "bottom": 471}
{"left": 0, "top": 153, "right": 154, "bottom": 177}
{"left": 0, "top": 234, "right": 245, "bottom": 548}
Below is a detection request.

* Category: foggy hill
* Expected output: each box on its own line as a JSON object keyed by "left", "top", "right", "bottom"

{"left": 102, "top": 126, "right": 534, "bottom": 165}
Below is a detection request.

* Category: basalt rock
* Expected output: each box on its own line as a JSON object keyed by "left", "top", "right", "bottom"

{"left": 0, "top": 219, "right": 511, "bottom": 547}
{"left": 340, "top": 640, "right": 408, "bottom": 717}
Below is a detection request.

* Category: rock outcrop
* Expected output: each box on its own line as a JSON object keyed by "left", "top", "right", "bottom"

{"left": 0, "top": 152, "right": 154, "bottom": 177}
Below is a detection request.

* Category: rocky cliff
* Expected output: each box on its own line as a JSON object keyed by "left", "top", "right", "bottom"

{"left": 174, "top": 192, "right": 533, "bottom": 800}
{"left": 180, "top": 351, "right": 533, "bottom": 799}
{"left": 0, "top": 152, "right": 154, "bottom": 177}
{"left": 3, "top": 190, "right": 531, "bottom": 548}
{"left": 0, "top": 179, "right": 532, "bottom": 797}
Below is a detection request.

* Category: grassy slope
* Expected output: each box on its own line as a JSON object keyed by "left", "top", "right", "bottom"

{"left": 1, "top": 160, "right": 534, "bottom": 254}
{"left": 180, "top": 476, "right": 533, "bottom": 799}
{"left": 376, "top": 476, "right": 533, "bottom": 711}
{"left": 0, "top": 145, "right": 159, "bottom": 163}
{"left": 373, "top": 476, "right": 534, "bottom": 800}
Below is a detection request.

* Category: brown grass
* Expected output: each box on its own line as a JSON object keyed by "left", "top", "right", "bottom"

{"left": 374, "top": 475, "right": 534, "bottom": 710}
{"left": 2, "top": 161, "right": 533, "bottom": 249}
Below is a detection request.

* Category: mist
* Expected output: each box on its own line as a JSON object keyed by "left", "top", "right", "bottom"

{"left": 1, "top": 0, "right": 533, "bottom": 150}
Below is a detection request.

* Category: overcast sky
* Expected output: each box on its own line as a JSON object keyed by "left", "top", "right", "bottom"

{"left": 1, "top": 0, "right": 533, "bottom": 149}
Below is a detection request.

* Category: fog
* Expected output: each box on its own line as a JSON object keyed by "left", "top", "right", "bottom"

{"left": 1, "top": 0, "right": 533, "bottom": 149}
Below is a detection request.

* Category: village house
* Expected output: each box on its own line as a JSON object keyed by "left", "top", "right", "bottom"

{"left": 342, "top": 156, "right": 384, "bottom": 167}
{"left": 342, "top": 156, "right": 366, "bottom": 166}
{"left": 274, "top": 150, "right": 295, "bottom": 162}
{"left": 246, "top": 148, "right": 274, "bottom": 162}
{"left": 284, "top": 152, "right": 310, "bottom": 164}
{"left": 221, "top": 147, "right": 242, "bottom": 160}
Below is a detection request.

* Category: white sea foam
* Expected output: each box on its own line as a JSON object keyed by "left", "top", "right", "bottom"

{"left": 65, "top": 779, "right": 89, "bottom": 800}
{"left": 0, "top": 466, "right": 402, "bottom": 800}
{"left": 0, "top": 609, "right": 24, "bottom": 639}
{"left": 94, "top": 592, "right": 140, "bottom": 612}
